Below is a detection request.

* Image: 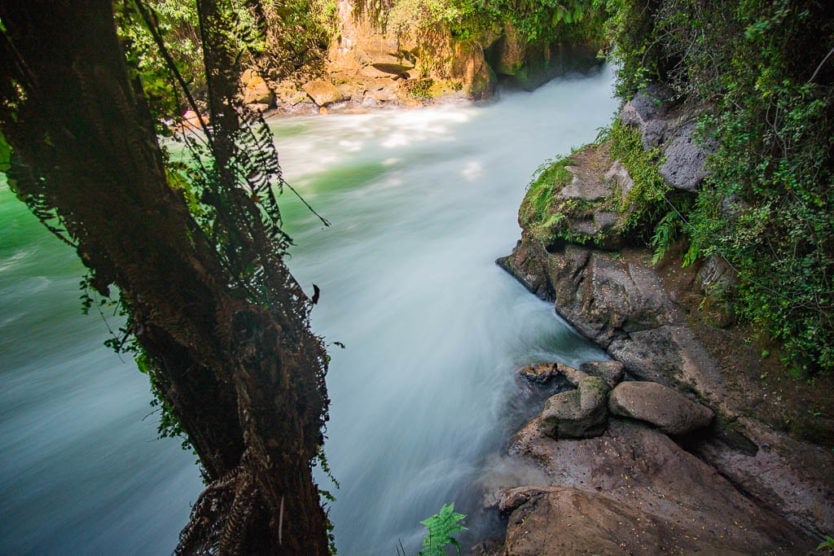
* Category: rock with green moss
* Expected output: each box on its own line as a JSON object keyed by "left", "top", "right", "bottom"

{"left": 539, "top": 375, "right": 609, "bottom": 439}
{"left": 520, "top": 142, "right": 642, "bottom": 251}
{"left": 580, "top": 360, "right": 625, "bottom": 388}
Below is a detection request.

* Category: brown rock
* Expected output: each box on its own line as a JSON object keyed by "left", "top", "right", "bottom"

{"left": 609, "top": 380, "right": 714, "bottom": 435}
{"left": 516, "top": 362, "right": 557, "bottom": 384}
{"left": 580, "top": 360, "right": 625, "bottom": 388}
{"left": 501, "top": 419, "right": 812, "bottom": 554}
{"left": 539, "top": 376, "right": 608, "bottom": 439}
{"left": 504, "top": 487, "right": 749, "bottom": 555}
{"left": 302, "top": 79, "right": 344, "bottom": 106}
{"left": 241, "top": 69, "right": 273, "bottom": 105}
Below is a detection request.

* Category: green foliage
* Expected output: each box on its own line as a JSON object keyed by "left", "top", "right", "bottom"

{"left": 419, "top": 503, "right": 467, "bottom": 555}
{"left": 116, "top": 0, "right": 328, "bottom": 120}
{"left": 0, "top": 131, "right": 10, "bottom": 173}
{"left": 387, "top": 0, "right": 610, "bottom": 66}
{"left": 607, "top": 120, "right": 670, "bottom": 234}
{"left": 499, "top": 0, "right": 609, "bottom": 44}
{"left": 610, "top": 0, "right": 834, "bottom": 373}
{"left": 649, "top": 209, "right": 678, "bottom": 264}
{"left": 115, "top": 0, "right": 204, "bottom": 118}
{"left": 519, "top": 154, "right": 574, "bottom": 242}
{"left": 817, "top": 535, "right": 834, "bottom": 553}
{"left": 405, "top": 78, "right": 436, "bottom": 99}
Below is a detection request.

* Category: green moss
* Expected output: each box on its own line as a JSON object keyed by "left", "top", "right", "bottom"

{"left": 608, "top": 0, "right": 834, "bottom": 373}
{"left": 607, "top": 120, "right": 670, "bottom": 231}
{"left": 519, "top": 155, "right": 575, "bottom": 245}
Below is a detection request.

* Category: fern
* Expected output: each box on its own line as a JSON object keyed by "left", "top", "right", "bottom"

{"left": 419, "top": 503, "right": 467, "bottom": 555}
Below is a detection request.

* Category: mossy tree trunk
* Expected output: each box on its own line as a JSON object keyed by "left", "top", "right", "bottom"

{"left": 0, "top": 1, "right": 330, "bottom": 553}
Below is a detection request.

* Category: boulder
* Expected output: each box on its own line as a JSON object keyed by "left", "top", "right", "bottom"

{"left": 620, "top": 84, "right": 716, "bottom": 191}
{"left": 603, "top": 159, "right": 634, "bottom": 198}
{"left": 451, "top": 40, "right": 495, "bottom": 100}
{"left": 619, "top": 83, "right": 674, "bottom": 149}
{"left": 579, "top": 360, "right": 625, "bottom": 388}
{"left": 560, "top": 164, "right": 612, "bottom": 201}
{"left": 272, "top": 81, "right": 309, "bottom": 106}
{"left": 241, "top": 69, "right": 273, "bottom": 106}
{"left": 552, "top": 362, "right": 588, "bottom": 386}
{"left": 302, "top": 79, "right": 344, "bottom": 106}
{"left": 516, "top": 362, "right": 557, "bottom": 384}
{"left": 659, "top": 121, "right": 712, "bottom": 191}
{"left": 363, "top": 78, "right": 399, "bottom": 103}
{"left": 539, "top": 375, "right": 608, "bottom": 439}
{"left": 500, "top": 241, "right": 682, "bottom": 353}
{"left": 609, "top": 380, "right": 714, "bottom": 435}
{"left": 504, "top": 487, "right": 785, "bottom": 555}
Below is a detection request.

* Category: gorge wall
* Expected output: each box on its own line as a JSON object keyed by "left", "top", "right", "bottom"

{"left": 239, "top": 0, "right": 603, "bottom": 113}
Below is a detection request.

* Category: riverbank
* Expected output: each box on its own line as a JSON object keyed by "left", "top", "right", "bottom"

{"left": 488, "top": 88, "right": 834, "bottom": 552}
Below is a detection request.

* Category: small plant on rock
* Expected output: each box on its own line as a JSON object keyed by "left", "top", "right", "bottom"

{"left": 419, "top": 503, "right": 467, "bottom": 555}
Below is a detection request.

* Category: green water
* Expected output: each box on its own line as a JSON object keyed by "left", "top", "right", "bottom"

{"left": 1, "top": 65, "right": 618, "bottom": 554}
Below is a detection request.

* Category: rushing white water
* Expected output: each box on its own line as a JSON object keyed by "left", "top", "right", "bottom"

{"left": 0, "top": 66, "right": 616, "bottom": 554}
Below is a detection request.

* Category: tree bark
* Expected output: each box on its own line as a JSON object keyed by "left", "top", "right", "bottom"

{"left": 0, "top": 1, "right": 330, "bottom": 552}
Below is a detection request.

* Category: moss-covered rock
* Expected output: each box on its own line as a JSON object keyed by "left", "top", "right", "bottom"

{"left": 519, "top": 141, "right": 640, "bottom": 250}
{"left": 539, "top": 375, "right": 609, "bottom": 439}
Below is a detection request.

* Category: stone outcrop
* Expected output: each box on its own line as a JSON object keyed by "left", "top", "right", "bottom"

{"left": 494, "top": 88, "right": 834, "bottom": 546}
{"left": 237, "top": 1, "right": 604, "bottom": 113}
{"left": 609, "top": 380, "right": 714, "bottom": 435}
{"left": 486, "top": 24, "right": 600, "bottom": 91}
{"left": 499, "top": 234, "right": 834, "bottom": 538}
{"left": 493, "top": 419, "right": 812, "bottom": 554}
{"left": 619, "top": 83, "right": 716, "bottom": 192}
{"left": 518, "top": 141, "right": 641, "bottom": 251}
{"left": 579, "top": 359, "right": 624, "bottom": 388}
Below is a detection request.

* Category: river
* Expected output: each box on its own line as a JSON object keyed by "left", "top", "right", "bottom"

{"left": 0, "top": 65, "right": 617, "bottom": 554}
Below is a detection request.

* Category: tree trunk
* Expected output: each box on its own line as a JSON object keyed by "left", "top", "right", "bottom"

{"left": 0, "top": 1, "right": 330, "bottom": 553}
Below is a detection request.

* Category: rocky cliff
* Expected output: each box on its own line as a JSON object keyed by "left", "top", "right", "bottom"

{"left": 238, "top": 1, "right": 602, "bottom": 114}
{"left": 489, "top": 88, "right": 834, "bottom": 552}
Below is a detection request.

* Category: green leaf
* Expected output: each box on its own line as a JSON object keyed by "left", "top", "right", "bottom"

{"left": 419, "top": 503, "right": 467, "bottom": 555}
{"left": 0, "top": 132, "right": 11, "bottom": 174}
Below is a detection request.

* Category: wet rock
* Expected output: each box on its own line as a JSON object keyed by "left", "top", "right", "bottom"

{"left": 302, "top": 79, "right": 344, "bottom": 106}
{"left": 501, "top": 419, "right": 813, "bottom": 554}
{"left": 495, "top": 486, "right": 549, "bottom": 513}
{"left": 553, "top": 362, "right": 588, "bottom": 386}
{"left": 363, "top": 78, "right": 399, "bottom": 103}
{"left": 609, "top": 380, "right": 714, "bottom": 435}
{"left": 539, "top": 376, "right": 608, "bottom": 439}
{"left": 498, "top": 134, "right": 834, "bottom": 538}
{"left": 272, "top": 81, "right": 310, "bottom": 107}
{"left": 579, "top": 360, "right": 625, "bottom": 388}
{"left": 451, "top": 40, "right": 495, "bottom": 100}
{"left": 516, "top": 362, "right": 557, "bottom": 384}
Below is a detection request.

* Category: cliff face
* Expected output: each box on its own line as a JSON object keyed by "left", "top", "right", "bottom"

{"left": 493, "top": 92, "right": 834, "bottom": 550}
{"left": 240, "top": 0, "right": 602, "bottom": 113}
